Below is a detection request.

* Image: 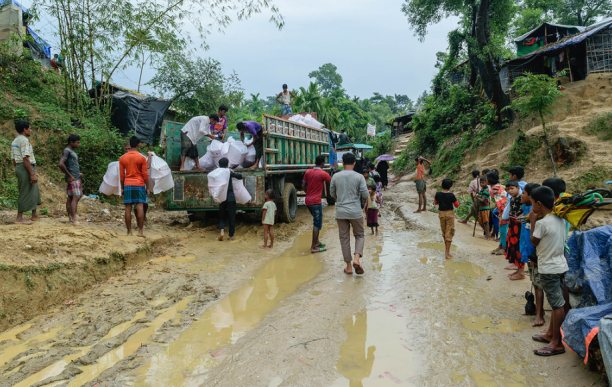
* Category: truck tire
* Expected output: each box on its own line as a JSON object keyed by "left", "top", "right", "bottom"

{"left": 188, "top": 211, "right": 204, "bottom": 223}
{"left": 280, "top": 183, "right": 298, "bottom": 223}
{"left": 325, "top": 180, "right": 336, "bottom": 205}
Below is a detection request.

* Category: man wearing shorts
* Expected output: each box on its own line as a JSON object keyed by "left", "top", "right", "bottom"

{"left": 58, "top": 134, "right": 82, "bottom": 224}
{"left": 414, "top": 156, "right": 431, "bottom": 213}
{"left": 119, "top": 136, "right": 150, "bottom": 237}
{"left": 238, "top": 121, "right": 263, "bottom": 169}
{"left": 302, "top": 155, "right": 332, "bottom": 253}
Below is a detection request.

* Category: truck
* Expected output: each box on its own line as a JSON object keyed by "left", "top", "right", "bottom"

{"left": 336, "top": 144, "right": 373, "bottom": 170}
{"left": 161, "top": 114, "right": 337, "bottom": 222}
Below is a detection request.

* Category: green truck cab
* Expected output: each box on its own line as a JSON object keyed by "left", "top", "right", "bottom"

{"left": 336, "top": 144, "right": 373, "bottom": 170}
{"left": 161, "top": 114, "right": 337, "bottom": 222}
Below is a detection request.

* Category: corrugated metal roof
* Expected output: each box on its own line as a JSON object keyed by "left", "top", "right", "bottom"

{"left": 513, "top": 22, "right": 586, "bottom": 43}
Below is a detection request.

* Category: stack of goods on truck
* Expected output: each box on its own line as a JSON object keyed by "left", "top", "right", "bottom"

{"left": 189, "top": 137, "right": 256, "bottom": 171}
{"left": 288, "top": 114, "right": 324, "bottom": 129}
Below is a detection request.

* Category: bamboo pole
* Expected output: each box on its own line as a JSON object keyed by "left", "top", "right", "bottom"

{"left": 566, "top": 47, "right": 574, "bottom": 83}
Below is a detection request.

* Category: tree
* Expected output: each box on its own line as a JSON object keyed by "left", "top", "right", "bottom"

{"left": 509, "top": 73, "right": 563, "bottom": 177}
{"left": 308, "top": 63, "right": 343, "bottom": 96}
{"left": 555, "top": 0, "right": 612, "bottom": 26}
{"left": 148, "top": 55, "right": 243, "bottom": 120}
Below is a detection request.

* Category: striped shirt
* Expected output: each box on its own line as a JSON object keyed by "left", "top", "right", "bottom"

{"left": 11, "top": 135, "right": 36, "bottom": 164}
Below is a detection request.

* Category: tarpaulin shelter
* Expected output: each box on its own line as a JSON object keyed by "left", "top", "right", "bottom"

{"left": 598, "top": 316, "right": 612, "bottom": 385}
{"left": 562, "top": 303, "right": 612, "bottom": 365}
{"left": 501, "top": 18, "right": 612, "bottom": 92}
{"left": 514, "top": 22, "right": 585, "bottom": 57}
{"left": 89, "top": 83, "right": 173, "bottom": 144}
{"left": 387, "top": 111, "right": 416, "bottom": 137}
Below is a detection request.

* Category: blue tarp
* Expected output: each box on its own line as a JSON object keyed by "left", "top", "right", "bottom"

{"left": 26, "top": 27, "right": 51, "bottom": 58}
{"left": 10, "top": 0, "right": 27, "bottom": 13}
{"left": 566, "top": 225, "right": 612, "bottom": 307}
{"left": 562, "top": 304, "right": 612, "bottom": 363}
{"left": 599, "top": 315, "right": 612, "bottom": 386}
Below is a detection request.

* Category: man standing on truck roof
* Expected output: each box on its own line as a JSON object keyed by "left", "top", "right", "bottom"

{"left": 119, "top": 136, "right": 150, "bottom": 237}
{"left": 210, "top": 105, "right": 228, "bottom": 141}
{"left": 180, "top": 115, "right": 218, "bottom": 171}
{"left": 237, "top": 121, "right": 263, "bottom": 169}
{"left": 276, "top": 84, "right": 296, "bottom": 116}
{"left": 302, "top": 155, "right": 332, "bottom": 254}
{"left": 337, "top": 129, "right": 350, "bottom": 146}
{"left": 330, "top": 152, "right": 369, "bottom": 275}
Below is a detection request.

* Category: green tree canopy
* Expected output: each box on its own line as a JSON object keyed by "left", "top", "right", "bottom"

{"left": 308, "top": 63, "right": 343, "bottom": 96}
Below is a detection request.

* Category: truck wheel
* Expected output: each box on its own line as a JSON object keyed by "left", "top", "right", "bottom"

{"left": 188, "top": 211, "right": 204, "bottom": 223}
{"left": 325, "top": 181, "right": 336, "bottom": 205}
{"left": 280, "top": 183, "right": 297, "bottom": 223}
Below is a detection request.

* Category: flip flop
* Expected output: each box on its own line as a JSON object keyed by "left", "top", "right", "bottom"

{"left": 534, "top": 348, "right": 565, "bottom": 356}
{"left": 344, "top": 268, "right": 353, "bottom": 275}
{"left": 317, "top": 243, "right": 326, "bottom": 248}
{"left": 353, "top": 262, "right": 364, "bottom": 275}
{"left": 311, "top": 248, "right": 326, "bottom": 254}
{"left": 532, "top": 335, "right": 551, "bottom": 344}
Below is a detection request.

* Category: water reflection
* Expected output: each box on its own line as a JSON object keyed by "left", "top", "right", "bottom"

{"left": 336, "top": 311, "right": 376, "bottom": 387}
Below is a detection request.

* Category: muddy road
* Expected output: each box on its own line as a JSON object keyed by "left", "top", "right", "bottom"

{"left": 0, "top": 180, "right": 604, "bottom": 387}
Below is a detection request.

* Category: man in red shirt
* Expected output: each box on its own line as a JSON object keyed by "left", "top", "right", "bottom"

{"left": 414, "top": 156, "right": 431, "bottom": 213}
{"left": 302, "top": 155, "right": 332, "bottom": 253}
{"left": 119, "top": 136, "right": 150, "bottom": 237}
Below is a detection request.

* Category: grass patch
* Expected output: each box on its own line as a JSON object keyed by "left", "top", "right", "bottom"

{"left": 584, "top": 112, "right": 612, "bottom": 141}
{"left": 501, "top": 130, "right": 542, "bottom": 170}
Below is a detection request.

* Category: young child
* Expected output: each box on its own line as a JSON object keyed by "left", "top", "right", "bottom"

{"left": 434, "top": 178, "right": 459, "bottom": 259}
{"left": 489, "top": 171, "right": 508, "bottom": 254}
{"left": 364, "top": 184, "right": 381, "bottom": 235}
{"left": 373, "top": 174, "right": 384, "bottom": 208}
{"left": 530, "top": 186, "right": 569, "bottom": 356}
{"left": 520, "top": 183, "right": 545, "bottom": 327}
{"left": 505, "top": 180, "right": 525, "bottom": 280}
{"left": 477, "top": 176, "right": 492, "bottom": 240}
{"left": 261, "top": 189, "right": 277, "bottom": 249}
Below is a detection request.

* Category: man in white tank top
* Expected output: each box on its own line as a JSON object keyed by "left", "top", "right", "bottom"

{"left": 276, "top": 84, "right": 296, "bottom": 116}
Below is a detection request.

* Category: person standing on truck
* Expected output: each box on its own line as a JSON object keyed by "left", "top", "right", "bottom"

{"left": 58, "top": 134, "right": 83, "bottom": 225}
{"left": 276, "top": 84, "right": 296, "bottom": 116}
{"left": 119, "top": 136, "right": 150, "bottom": 237}
{"left": 237, "top": 121, "right": 263, "bottom": 169}
{"left": 210, "top": 105, "right": 229, "bottom": 141}
{"left": 302, "top": 155, "right": 332, "bottom": 254}
{"left": 218, "top": 157, "right": 243, "bottom": 241}
{"left": 337, "top": 129, "right": 350, "bottom": 145}
{"left": 330, "top": 152, "right": 369, "bottom": 275}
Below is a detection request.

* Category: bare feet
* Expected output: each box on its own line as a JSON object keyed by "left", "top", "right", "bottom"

{"left": 504, "top": 264, "right": 519, "bottom": 270}
{"left": 14, "top": 218, "right": 33, "bottom": 225}
{"left": 260, "top": 245, "right": 268, "bottom": 249}
{"left": 509, "top": 272, "right": 526, "bottom": 280}
{"left": 137, "top": 233, "right": 146, "bottom": 238}
{"left": 532, "top": 317, "right": 546, "bottom": 327}
{"left": 218, "top": 234, "right": 224, "bottom": 241}
{"left": 31, "top": 215, "right": 48, "bottom": 221}
{"left": 180, "top": 168, "right": 185, "bottom": 172}
{"left": 458, "top": 219, "right": 467, "bottom": 224}
{"left": 413, "top": 210, "right": 422, "bottom": 213}
{"left": 228, "top": 237, "right": 235, "bottom": 241}
{"left": 127, "top": 230, "right": 133, "bottom": 236}
{"left": 446, "top": 255, "right": 452, "bottom": 259}
{"left": 268, "top": 244, "right": 273, "bottom": 249}
{"left": 479, "top": 236, "right": 490, "bottom": 241}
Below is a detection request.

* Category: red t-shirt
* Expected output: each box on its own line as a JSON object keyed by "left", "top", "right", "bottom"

{"left": 303, "top": 168, "right": 332, "bottom": 205}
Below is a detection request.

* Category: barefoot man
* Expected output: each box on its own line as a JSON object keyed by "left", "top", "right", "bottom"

{"left": 58, "top": 134, "right": 83, "bottom": 224}
{"left": 302, "top": 155, "right": 332, "bottom": 253}
{"left": 330, "top": 152, "right": 369, "bottom": 275}
{"left": 119, "top": 136, "right": 150, "bottom": 237}
{"left": 11, "top": 120, "right": 44, "bottom": 224}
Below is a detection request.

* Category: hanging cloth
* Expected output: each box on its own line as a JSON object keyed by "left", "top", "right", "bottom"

{"left": 559, "top": 52, "right": 565, "bottom": 63}
{"left": 524, "top": 37, "right": 537, "bottom": 46}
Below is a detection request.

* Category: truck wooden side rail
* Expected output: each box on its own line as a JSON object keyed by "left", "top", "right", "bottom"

{"left": 161, "top": 114, "right": 336, "bottom": 222}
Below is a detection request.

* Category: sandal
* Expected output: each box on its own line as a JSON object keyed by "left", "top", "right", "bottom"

{"left": 532, "top": 335, "right": 551, "bottom": 344}
{"left": 353, "top": 262, "right": 364, "bottom": 275}
{"left": 344, "top": 268, "right": 353, "bottom": 275}
{"left": 311, "top": 248, "right": 327, "bottom": 254}
{"left": 534, "top": 347, "right": 565, "bottom": 356}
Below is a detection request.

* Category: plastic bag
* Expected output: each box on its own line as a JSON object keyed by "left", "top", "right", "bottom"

{"left": 183, "top": 157, "right": 196, "bottom": 171}
{"left": 199, "top": 152, "right": 215, "bottom": 170}
{"left": 208, "top": 168, "right": 231, "bottom": 203}
{"left": 244, "top": 144, "right": 256, "bottom": 163}
{"left": 181, "top": 116, "right": 211, "bottom": 145}
{"left": 227, "top": 141, "right": 248, "bottom": 167}
{"left": 99, "top": 161, "right": 121, "bottom": 196}
{"left": 233, "top": 178, "right": 251, "bottom": 204}
{"left": 149, "top": 153, "right": 174, "bottom": 194}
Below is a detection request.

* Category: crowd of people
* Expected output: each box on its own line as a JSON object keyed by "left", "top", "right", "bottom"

{"left": 416, "top": 161, "right": 572, "bottom": 357}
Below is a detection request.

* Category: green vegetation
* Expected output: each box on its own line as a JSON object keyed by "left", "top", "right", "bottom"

{"left": 365, "top": 132, "right": 393, "bottom": 160}
{"left": 584, "top": 112, "right": 612, "bottom": 141}
{"left": 502, "top": 130, "right": 542, "bottom": 170}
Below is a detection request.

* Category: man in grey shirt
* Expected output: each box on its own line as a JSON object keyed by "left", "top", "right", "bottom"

{"left": 58, "top": 134, "right": 82, "bottom": 224}
{"left": 330, "top": 152, "right": 369, "bottom": 275}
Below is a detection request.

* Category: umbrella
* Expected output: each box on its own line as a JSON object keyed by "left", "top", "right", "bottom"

{"left": 375, "top": 154, "right": 395, "bottom": 161}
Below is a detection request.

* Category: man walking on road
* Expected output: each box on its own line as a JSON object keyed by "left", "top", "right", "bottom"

{"left": 58, "top": 134, "right": 83, "bottom": 224}
{"left": 119, "top": 136, "right": 150, "bottom": 237}
{"left": 302, "top": 155, "right": 332, "bottom": 253}
{"left": 330, "top": 152, "right": 369, "bottom": 275}
{"left": 11, "top": 120, "right": 43, "bottom": 224}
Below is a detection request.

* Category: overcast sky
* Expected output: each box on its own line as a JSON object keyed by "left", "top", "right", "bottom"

{"left": 30, "top": 0, "right": 459, "bottom": 102}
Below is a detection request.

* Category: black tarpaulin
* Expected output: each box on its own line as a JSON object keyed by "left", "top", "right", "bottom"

{"left": 109, "top": 91, "right": 172, "bottom": 144}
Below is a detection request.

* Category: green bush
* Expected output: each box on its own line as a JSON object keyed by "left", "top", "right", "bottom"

{"left": 365, "top": 132, "right": 392, "bottom": 160}
{"left": 584, "top": 112, "right": 612, "bottom": 141}
{"left": 501, "top": 130, "right": 542, "bottom": 170}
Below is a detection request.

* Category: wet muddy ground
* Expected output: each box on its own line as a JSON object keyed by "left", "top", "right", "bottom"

{"left": 0, "top": 179, "right": 605, "bottom": 386}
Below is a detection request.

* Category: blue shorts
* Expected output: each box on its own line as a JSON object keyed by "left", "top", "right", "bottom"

{"left": 124, "top": 185, "right": 147, "bottom": 204}
{"left": 282, "top": 104, "right": 293, "bottom": 115}
{"left": 307, "top": 204, "right": 323, "bottom": 230}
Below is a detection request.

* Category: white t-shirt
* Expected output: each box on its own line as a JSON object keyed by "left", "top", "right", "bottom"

{"left": 533, "top": 214, "right": 569, "bottom": 274}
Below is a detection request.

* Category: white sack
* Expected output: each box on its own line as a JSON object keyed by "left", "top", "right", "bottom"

{"left": 183, "top": 157, "right": 196, "bottom": 171}
{"left": 208, "top": 168, "right": 231, "bottom": 203}
{"left": 232, "top": 178, "right": 251, "bottom": 204}
{"left": 227, "top": 141, "right": 248, "bottom": 167}
{"left": 149, "top": 153, "right": 174, "bottom": 194}
{"left": 244, "top": 143, "right": 256, "bottom": 163}
{"left": 199, "top": 152, "right": 215, "bottom": 170}
{"left": 99, "top": 161, "right": 121, "bottom": 196}
{"left": 181, "top": 116, "right": 211, "bottom": 145}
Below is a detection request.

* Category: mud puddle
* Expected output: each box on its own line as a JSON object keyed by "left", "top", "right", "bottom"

{"left": 121, "top": 230, "right": 323, "bottom": 386}
{"left": 332, "top": 236, "right": 417, "bottom": 386}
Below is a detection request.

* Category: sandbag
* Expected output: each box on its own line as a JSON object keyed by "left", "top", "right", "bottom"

{"left": 149, "top": 153, "right": 174, "bottom": 194}
{"left": 245, "top": 143, "right": 256, "bottom": 163}
{"left": 227, "top": 141, "right": 248, "bottom": 167}
{"left": 99, "top": 161, "right": 121, "bottom": 196}
{"left": 181, "top": 116, "right": 211, "bottom": 145}
{"left": 207, "top": 139, "right": 224, "bottom": 167}
{"left": 183, "top": 157, "right": 196, "bottom": 171}
{"left": 208, "top": 168, "right": 231, "bottom": 203}
{"left": 199, "top": 152, "right": 215, "bottom": 170}
{"left": 233, "top": 178, "right": 251, "bottom": 204}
